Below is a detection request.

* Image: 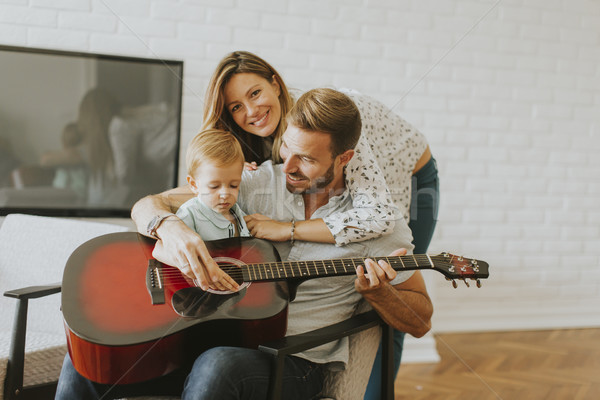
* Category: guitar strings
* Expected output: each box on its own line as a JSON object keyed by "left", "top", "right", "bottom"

{"left": 156, "top": 254, "right": 442, "bottom": 284}
{"left": 152, "top": 254, "right": 481, "bottom": 289}
{"left": 157, "top": 255, "right": 434, "bottom": 277}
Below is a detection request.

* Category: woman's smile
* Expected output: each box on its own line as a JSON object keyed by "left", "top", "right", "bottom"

{"left": 250, "top": 110, "right": 270, "bottom": 127}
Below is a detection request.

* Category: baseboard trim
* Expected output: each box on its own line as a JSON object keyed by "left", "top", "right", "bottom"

{"left": 431, "top": 308, "right": 600, "bottom": 333}
{"left": 401, "top": 335, "right": 440, "bottom": 364}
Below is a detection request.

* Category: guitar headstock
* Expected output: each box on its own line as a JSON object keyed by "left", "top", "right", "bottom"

{"left": 430, "top": 253, "right": 489, "bottom": 288}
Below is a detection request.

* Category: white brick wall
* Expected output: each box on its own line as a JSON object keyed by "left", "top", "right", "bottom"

{"left": 1, "top": 0, "right": 599, "bottom": 337}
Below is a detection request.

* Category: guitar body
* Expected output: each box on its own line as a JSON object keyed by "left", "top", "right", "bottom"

{"left": 62, "top": 232, "right": 289, "bottom": 384}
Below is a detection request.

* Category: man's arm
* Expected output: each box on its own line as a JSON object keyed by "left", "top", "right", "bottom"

{"left": 131, "top": 185, "right": 192, "bottom": 234}
{"left": 131, "top": 186, "right": 239, "bottom": 292}
{"left": 355, "top": 249, "right": 433, "bottom": 338}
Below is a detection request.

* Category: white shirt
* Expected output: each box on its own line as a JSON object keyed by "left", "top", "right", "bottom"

{"left": 176, "top": 197, "right": 250, "bottom": 240}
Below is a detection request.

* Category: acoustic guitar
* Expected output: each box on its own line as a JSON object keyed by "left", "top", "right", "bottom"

{"left": 61, "top": 232, "right": 489, "bottom": 385}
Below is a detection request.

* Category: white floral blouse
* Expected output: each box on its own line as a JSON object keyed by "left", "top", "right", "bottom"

{"left": 324, "top": 89, "right": 429, "bottom": 245}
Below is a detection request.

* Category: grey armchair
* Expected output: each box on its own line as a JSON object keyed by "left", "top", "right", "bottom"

{"left": 1, "top": 215, "right": 395, "bottom": 400}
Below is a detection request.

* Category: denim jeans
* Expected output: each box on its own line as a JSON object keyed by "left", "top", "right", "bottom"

{"left": 364, "top": 157, "right": 440, "bottom": 400}
{"left": 55, "top": 346, "right": 324, "bottom": 400}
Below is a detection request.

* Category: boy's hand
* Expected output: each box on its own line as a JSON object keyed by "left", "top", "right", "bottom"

{"left": 244, "top": 213, "right": 292, "bottom": 242}
{"left": 152, "top": 218, "right": 240, "bottom": 292}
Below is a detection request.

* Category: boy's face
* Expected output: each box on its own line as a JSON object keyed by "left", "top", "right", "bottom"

{"left": 187, "top": 161, "right": 244, "bottom": 216}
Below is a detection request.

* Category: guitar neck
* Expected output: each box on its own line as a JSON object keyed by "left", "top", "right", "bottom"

{"left": 240, "top": 254, "right": 434, "bottom": 282}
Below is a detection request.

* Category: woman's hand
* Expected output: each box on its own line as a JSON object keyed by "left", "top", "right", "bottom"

{"left": 152, "top": 218, "right": 239, "bottom": 292}
{"left": 244, "top": 161, "right": 258, "bottom": 171}
{"left": 244, "top": 213, "right": 292, "bottom": 242}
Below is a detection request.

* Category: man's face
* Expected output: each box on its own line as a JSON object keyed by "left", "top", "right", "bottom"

{"left": 279, "top": 124, "right": 341, "bottom": 195}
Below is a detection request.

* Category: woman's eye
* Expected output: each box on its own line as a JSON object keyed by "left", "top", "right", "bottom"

{"left": 231, "top": 104, "right": 240, "bottom": 113}
{"left": 230, "top": 185, "right": 239, "bottom": 189}
{"left": 208, "top": 185, "right": 218, "bottom": 189}
{"left": 251, "top": 89, "right": 261, "bottom": 97}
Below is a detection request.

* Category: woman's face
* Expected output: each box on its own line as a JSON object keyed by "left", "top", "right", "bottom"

{"left": 223, "top": 73, "right": 282, "bottom": 138}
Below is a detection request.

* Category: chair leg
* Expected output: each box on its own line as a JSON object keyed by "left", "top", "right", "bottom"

{"left": 266, "top": 354, "right": 285, "bottom": 400}
{"left": 380, "top": 324, "right": 394, "bottom": 400}
{"left": 4, "top": 299, "right": 28, "bottom": 400}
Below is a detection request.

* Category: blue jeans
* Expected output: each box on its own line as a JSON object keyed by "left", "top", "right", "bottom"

{"left": 364, "top": 157, "right": 440, "bottom": 400}
{"left": 55, "top": 347, "right": 324, "bottom": 400}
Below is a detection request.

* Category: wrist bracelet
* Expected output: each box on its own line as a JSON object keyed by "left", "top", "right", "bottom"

{"left": 290, "top": 219, "right": 296, "bottom": 246}
{"left": 147, "top": 213, "right": 176, "bottom": 240}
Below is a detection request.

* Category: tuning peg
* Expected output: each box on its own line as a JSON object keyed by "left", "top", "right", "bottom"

{"left": 451, "top": 280, "right": 458, "bottom": 288}
{"left": 476, "top": 279, "right": 482, "bottom": 288}
{"left": 463, "top": 280, "right": 470, "bottom": 288}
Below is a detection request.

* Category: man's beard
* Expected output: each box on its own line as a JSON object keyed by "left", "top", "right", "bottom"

{"left": 286, "top": 161, "right": 335, "bottom": 195}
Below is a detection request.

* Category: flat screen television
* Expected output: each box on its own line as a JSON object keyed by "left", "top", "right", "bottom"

{"left": 0, "top": 45, "right": 183, "bottom": 217}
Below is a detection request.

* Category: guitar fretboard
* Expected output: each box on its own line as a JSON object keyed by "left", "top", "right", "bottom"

{"left": 239, "top": 254, "right": 434, "bottom": 282}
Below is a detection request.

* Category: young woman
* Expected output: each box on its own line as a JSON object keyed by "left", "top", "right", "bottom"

{"left": 131, "top": 51, "right": 439, "bottom": 399}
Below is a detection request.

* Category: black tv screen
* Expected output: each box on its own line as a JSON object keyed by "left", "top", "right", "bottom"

{"left": 0, "top": 45, "right": 183, "bottom": 217}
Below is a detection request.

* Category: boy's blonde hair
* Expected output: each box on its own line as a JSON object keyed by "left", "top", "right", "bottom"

{"left": 186, "top": 129, "right": 245, "bottom": 176}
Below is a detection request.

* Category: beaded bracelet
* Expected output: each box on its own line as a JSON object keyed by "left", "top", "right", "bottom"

{"left": 290, "top": 219, "right": 296, "bottom": 246}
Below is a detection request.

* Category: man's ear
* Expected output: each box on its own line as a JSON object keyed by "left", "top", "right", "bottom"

{"left": 187, "top": 175, "right": 199, "bottom": 195}
{"left": 337, "top": 149, "right": 355, "bottom": 168}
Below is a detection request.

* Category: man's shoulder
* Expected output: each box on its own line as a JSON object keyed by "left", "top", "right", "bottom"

{"left": 239, "top": 161, "right": 287, "bottom": 215}
{"left": 241, "top": 161, "right": 284, "bottom": 189}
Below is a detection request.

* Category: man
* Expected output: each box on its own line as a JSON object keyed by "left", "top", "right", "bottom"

{"left": 56, "top": 88, "right": 432, "bottom": 400}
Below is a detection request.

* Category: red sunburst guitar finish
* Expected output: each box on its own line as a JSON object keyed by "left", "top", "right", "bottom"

{"left": 62, "top": 233, "right": 289, "bottom": 385}
{"left": 62, "top": 232, "right": 489, "bottom": 385}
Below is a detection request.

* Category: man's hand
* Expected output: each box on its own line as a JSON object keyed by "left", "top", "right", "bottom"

{"left": 152, "top": 218, "right": 239, "bottom": 292}
{"left": 355, "top": 248, "right": 407, "bottom": 294}
{"left": 355, "top": 248, "right": 433, "bottom": 338}
{"left": 244, "top": 213, "right": 292, "bottom": 242}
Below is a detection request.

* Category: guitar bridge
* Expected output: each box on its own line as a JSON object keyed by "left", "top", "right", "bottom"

{"left": 146, "top": 259, "right": 165, "bottom": 305}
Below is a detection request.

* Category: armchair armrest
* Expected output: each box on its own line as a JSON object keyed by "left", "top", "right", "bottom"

{"left": 259, "top": 310, "right": 393, "bottom": 400}
{"left": 3, "top": 283, "right": 62, "bottom": 299}
{"left": 3, "top": 283, "right": 62, "bottom": 400}
{"left": 258, "top": 310, "right": 381, "bottom": 357}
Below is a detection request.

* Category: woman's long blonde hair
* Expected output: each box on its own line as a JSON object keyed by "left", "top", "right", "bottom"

{"left": 202, "top": 51, "right": 293, "bottom": 164}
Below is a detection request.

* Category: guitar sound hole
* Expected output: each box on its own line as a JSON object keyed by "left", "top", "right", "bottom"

{"left": 205, "top": 257, "right": 250, "bottom": 295}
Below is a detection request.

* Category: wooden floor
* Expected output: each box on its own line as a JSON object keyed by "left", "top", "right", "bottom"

{"left": 394, "top": 328, "right": 600, "bottom": 400}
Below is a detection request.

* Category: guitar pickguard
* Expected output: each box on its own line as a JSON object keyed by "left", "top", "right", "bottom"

{"left": 171, "top": 286, "right": 248, "bottom": 318}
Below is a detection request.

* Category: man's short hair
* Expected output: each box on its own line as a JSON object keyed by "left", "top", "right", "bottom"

{"left": 286, "top": 88, "right": 362, "bottom": 157}
{"left": 186, "top": 129, "right": 245, "bottom": 175}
